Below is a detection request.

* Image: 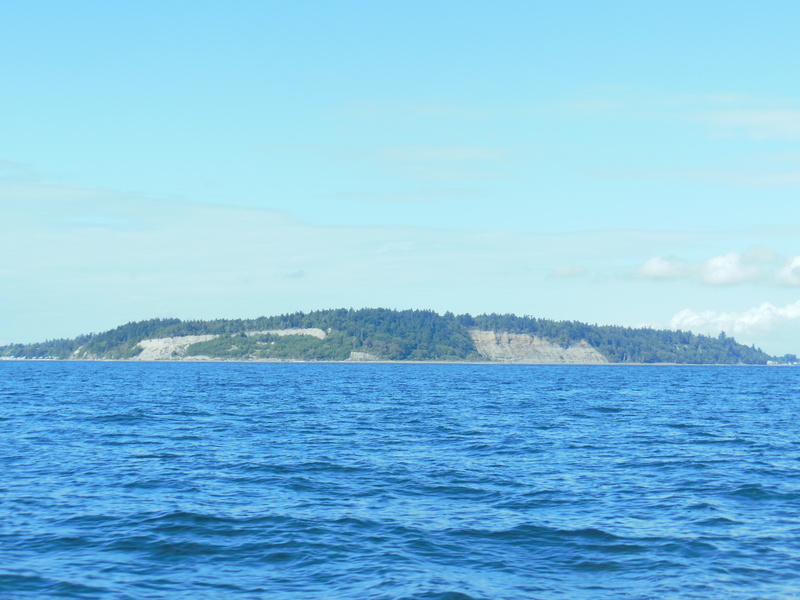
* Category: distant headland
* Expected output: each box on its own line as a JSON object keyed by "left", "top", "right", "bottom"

{"left": 2, "top": 308, "right": 795, "bottom": 365}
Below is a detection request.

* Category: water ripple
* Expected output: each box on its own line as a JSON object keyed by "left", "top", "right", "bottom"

{"left": 2, "top": 362, "right": 800, "bottom": 599}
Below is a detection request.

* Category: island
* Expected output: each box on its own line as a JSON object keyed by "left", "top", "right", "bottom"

{"left": 3, "top": 308, "right": 795, "bottom": 365}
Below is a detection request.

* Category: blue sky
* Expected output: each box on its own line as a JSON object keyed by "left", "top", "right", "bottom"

{"left": 2, "top": 1, "right": 800, "bottom": 355}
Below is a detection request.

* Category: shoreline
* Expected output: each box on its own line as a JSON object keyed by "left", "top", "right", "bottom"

{"left": 0, "top": 358, "right": 789, "bottom": 366}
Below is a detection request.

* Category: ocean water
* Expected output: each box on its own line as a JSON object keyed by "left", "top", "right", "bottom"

{"left": 1, "top": 362, "right": 800, "bottom": 599}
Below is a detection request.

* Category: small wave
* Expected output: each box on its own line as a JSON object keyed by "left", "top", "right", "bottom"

{"left": 686, "top": 501, "right": 717, "bottom": 510}
{"left": 696, "top": 516, "right": 740, "bottom": 526}
{"left": 121, "top": 479, "right": 171, "bottom": 489}
{"left": 131, "top": 452, "right": 182, "bottom": 459}
{"left": 0, "top": 573, "right": 50, "bottom": 592}
{"left": 416, "top": 484, "right": 502, "bottom": 500}
{"left": 663, "top": 421, "right": 701, "bottom": 429}
{"left": 6, "top": 362, "right": 800, "bottom": 599}
{"left": 657, "top": 538, "right": 719, "bottom": 558}
{"left": 570, "top": 559, "right": 624, "bottom": 571}
{"left": 105, "top": 535, "right": 226, "bottom": 559}
{"left": 589, "top": 406, "right": 624, "bottom": 414}
{"left": 293, "top": 461, "right": 367, "bottom": 474}
{"left": 88, "top": 413, "right": 149, "bottom": 423}
{"left": 12, "top": 533, "right": 95, "bottom": 553}
{"left": 401, "top": 592, "right": 476, "bottom": 600}
{"left": 137, "top": 510, "right": 292, "bottom": 528}
{"left": 725, "top": 483, "right": 800, "bottom": 501}
{"left": 693, "top": 437, "right": 752, "bottom": 447}
{"left": 450, "top": 523, "right": 621, "bottom": 544}
{"left": 0, "top": 573, "right": 108, "bottom": 597}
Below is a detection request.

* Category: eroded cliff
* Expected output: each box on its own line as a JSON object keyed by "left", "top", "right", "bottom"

{"left": 470, "top": 330, "right": 608, "bottom": 364}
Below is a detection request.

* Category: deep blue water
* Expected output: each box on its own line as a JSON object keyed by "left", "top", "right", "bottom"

{"left": 2, "top": 362, "right": 800, "bottom": 599}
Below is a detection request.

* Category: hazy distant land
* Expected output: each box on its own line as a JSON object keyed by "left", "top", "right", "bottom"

{"left": 1, "top": 309, "right": 794, "bottom": 365}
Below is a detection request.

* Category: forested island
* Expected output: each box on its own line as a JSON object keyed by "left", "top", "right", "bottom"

{"left": 1, "top": 308, "right": 794, "bottom": 364}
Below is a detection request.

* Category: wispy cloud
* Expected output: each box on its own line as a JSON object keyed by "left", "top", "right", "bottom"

{"left": 330, "top": 187, "right": 488, "bottom": 204}
{"left": 700, "top": 252, "right": 760, "bottom": 285}
{"left": 698, "top": 109, "right": 800, "bottom": 140}
{"left": 561, "top": 88, "right": 798, "bottom": 123}
{"left": 0, "top": 158, "right": 35, "bottom": 176}
{"left": 777, "top": 257, "right": 800, "bottom": 285}
{"left": 636, "top": 248, "right": 796, "bottom": 286}
{"left": 549, "top": 264, "right": 588, "bottom": 279}
{"left": 637, "top": 257, "right": 687, "bottom": 279}
{"left": 559, "top": 89, "right": 776, "bottom": 120}
{"left": 372, "top": 144, "right": 516, "bottom": 183}
{"left": 585, "top": 166, "right": 800, "bottom": 187}
{"left": 339, "top": 100, "right": 485, "bottom": 121}
{"left": 378, "top": 145, "right": 507, "bottom": 162}
{"left": 565, "top": 91, "right": 800, "bottom": 187}
{"left": 0, "top": 178, "right": 154, "bottom": 231}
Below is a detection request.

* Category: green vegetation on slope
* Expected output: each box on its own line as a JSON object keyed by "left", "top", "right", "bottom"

{"left": 467, "top": 313, "right": 776, "bottom": 364}
{"left": 185, "top": 331, "right": 353, "bottom": 361}
{"left": 0, "top": 308, "right": 787, "bottom": 364}
{"left": 182, "top": 308, "right": 479, "bottom": 361}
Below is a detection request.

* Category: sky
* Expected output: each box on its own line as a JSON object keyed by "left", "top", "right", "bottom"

{"left": 2, "top": 1, "right": 800, "bottom": 356}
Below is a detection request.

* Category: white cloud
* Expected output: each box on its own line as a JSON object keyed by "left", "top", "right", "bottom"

{"left": 699, "top": 251, "right": 760, "bottom": 285}
{"left": 637, "top": 256, "right": 686, "bottom": 279}
{"left": 637, "top": 250, "right": 780, "bottom": 285}
{"left": 670, "top": 300, "right": 800, "bottom": 336}
{"left": 777, "top": 256, "right": 800, "bottom": 285}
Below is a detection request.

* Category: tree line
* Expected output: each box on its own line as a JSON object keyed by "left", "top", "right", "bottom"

{"left": 0, "top": 308, "right": 784, "bottom": 364}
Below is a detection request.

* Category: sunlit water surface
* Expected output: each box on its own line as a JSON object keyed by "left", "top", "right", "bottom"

{"left": 2, "top": 362, "right": 800, "bottom": 599}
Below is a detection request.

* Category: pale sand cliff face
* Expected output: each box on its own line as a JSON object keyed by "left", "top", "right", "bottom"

{"left": 470, "top": 330, "right": 608, "bottom": 364}
{"left": 133, "top": 329, "right": 327, "bottom": 360}
{"left": 131, "top": 329, "right": 606, "bottom": 363}
{"left": 346, "top": 351, "right": 381, "bottom": 361}
{"left": 135, "top": 335, "right": 218, "bottom": 360}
